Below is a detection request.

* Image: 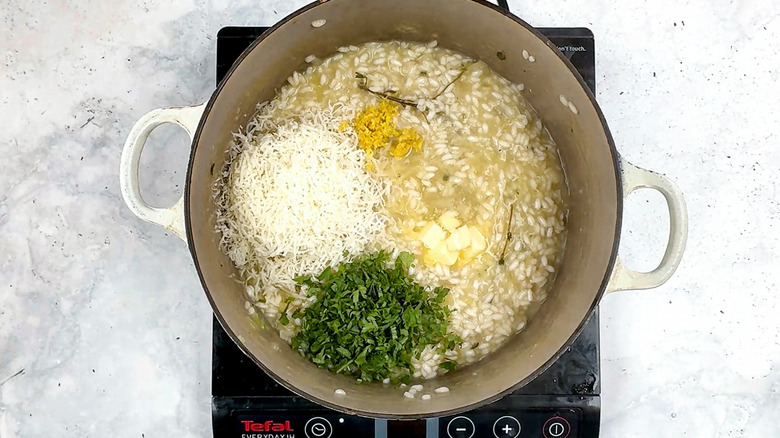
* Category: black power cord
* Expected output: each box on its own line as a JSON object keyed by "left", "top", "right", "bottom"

{"left": 497, "top": 0, "right": 510, "bottom": 11}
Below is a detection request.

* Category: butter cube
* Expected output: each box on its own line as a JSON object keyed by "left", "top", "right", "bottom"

{"left": 458, "top": 247, "right": 481, "bottom": 265}
{"left": 427, "top": 241, "right": 458, "bottom": 266}
{"left": 437, "top": 212, "right": 461, "bottom": 232}
{"left": 469, "top": 226, "right": 487, "bottom": 252}
{"left": 446, "top": 225, "right": 472, "bottom": 251}
{"left": 419, "top": 222, "right": 446, "bottom": 249}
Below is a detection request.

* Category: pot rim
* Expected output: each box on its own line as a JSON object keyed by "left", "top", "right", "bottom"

{"left": 184, "top": 0, "right": 623, "bottom": 419}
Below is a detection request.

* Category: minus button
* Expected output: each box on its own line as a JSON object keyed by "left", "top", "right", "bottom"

{"left": 446, "top": 416, "right": 475, "bottom": 438}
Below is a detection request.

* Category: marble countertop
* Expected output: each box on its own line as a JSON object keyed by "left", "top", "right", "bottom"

{"left": 2, "top": 0, "right": 778, "bottom": 436}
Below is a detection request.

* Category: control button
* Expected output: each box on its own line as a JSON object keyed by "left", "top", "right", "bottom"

{"left": 543, "top": 416, "right": 571, "bottom": 438}
{"left": 446, "top": 416, "right": 475, "bottom": 438}
{"left": 305, "top": 417, "right": 333, "bottom": 438}
{"left": 493, "top": 415, "right": 521, "bottom": 438}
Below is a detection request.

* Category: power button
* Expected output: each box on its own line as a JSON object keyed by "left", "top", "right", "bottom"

{"left": 543, "top": 416, "right": 571, "bottom": 438}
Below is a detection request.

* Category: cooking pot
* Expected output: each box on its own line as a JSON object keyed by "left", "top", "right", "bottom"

{"left": 119, "top": 0, "right": 688, "bottom": 419}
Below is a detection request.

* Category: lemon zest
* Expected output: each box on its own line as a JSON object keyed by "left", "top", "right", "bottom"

{"left": 389, "top": 128, "right": 423, "bottom": 158}
{"left": 342, "top": 100, "right": 424, "bottom": 169}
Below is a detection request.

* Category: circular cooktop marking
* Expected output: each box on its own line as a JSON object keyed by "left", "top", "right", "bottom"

{"left": 304, "top": 417, "right": 333, "bottom": 438}
{"left": 447, "top": 416, "right": 476, "bottom": 438}
{"left": 543, "top": 416, "right": 571, "bottom": 438}
{"left": 493, "top": 415, "right": 521, "bottom": 438}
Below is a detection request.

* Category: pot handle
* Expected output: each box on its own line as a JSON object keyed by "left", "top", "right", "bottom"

{"left": 606, "top": 159, "right": 688, "bottom": 293}
{"left": 119, "top": 103, "right": 206, "bottom": 242}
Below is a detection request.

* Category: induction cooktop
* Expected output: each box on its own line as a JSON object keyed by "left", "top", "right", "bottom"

{"left": 212, "top": 23, "right": 599, "bottom": 438}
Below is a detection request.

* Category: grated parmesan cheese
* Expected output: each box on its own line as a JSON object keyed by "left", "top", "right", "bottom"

{"left": 216, "top": 108, "right": 388, "bottom": 298}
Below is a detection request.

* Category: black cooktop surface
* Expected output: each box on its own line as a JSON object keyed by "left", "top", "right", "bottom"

{"left": 212, "top": 25, "right": 599, "bottom": 438}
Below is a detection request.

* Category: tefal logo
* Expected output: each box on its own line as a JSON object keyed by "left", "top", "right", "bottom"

{"left": 241, "top": 420, "right": 294, "bottom": 432}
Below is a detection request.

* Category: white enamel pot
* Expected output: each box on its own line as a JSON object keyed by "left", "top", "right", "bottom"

{"left": 120, "top": 0, "right": 688, "bottom": 419}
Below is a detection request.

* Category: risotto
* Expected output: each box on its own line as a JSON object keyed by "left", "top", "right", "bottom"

{"left": 215, "top": 40, "right": 567, "bottom": 383}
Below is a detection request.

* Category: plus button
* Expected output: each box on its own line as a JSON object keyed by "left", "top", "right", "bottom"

{"left": 492, "top": 416, "right": 521, "bottom": 438}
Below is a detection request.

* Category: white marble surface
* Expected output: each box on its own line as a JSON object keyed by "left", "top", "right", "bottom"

{"left": 1, "top": 0, "right": 779, "bottom": 436}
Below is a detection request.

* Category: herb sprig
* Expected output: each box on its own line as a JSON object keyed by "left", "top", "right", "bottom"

{"left": 353, "top": 59, "right": 477, "bottom": 123}
{"left": 288, "top": 251, "right": 460, "bottom": 382}
{"left": 498, "top": 202, "right": 515, "bottom": 265}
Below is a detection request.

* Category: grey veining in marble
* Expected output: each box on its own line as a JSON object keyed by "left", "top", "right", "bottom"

{"left": 1, "top": 0, "right": 779, "bottom": 436}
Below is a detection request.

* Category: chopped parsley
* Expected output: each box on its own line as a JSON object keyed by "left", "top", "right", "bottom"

{"left": 288, "top": 251, "right": 460, "bottom": 382}
{"left": 439, "top": 360, "right": 458, "bottom": 372}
